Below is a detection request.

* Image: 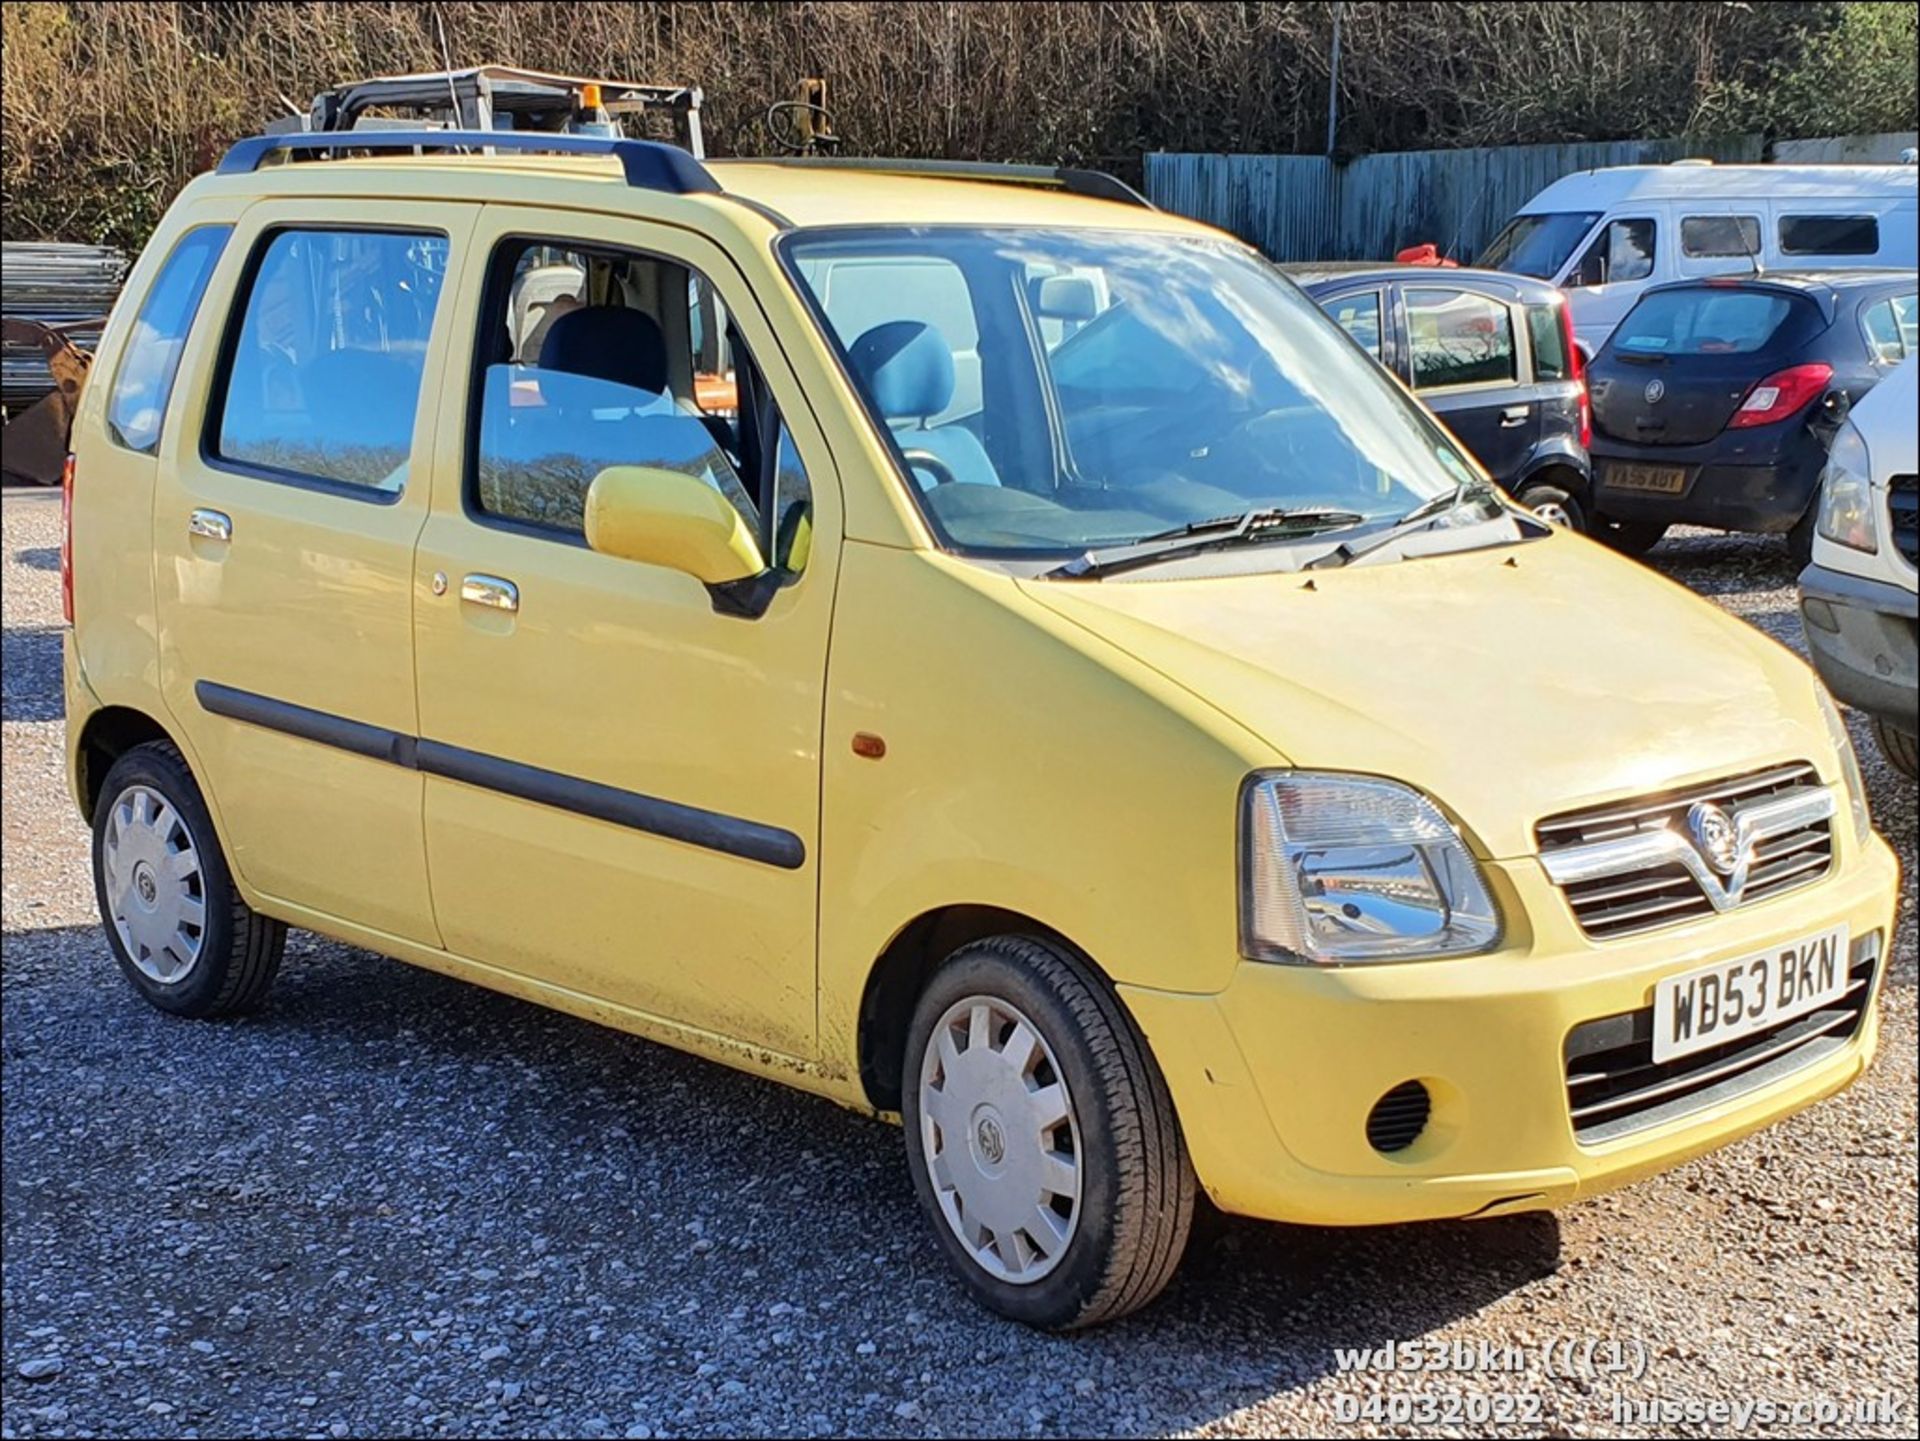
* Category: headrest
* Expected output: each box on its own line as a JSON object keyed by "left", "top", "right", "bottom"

{"left": 847, "top": 320, "right": 954, "bottom": 421}
{"left": 538, "top": 306, "right": 668, "bottom": 395}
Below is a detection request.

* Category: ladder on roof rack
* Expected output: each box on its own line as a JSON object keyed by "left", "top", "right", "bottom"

{"left": 267, "top": 65, "right": 705, "bottom": 157}
{"left": 218, "top": 130, "right": 720, "bottom": 195}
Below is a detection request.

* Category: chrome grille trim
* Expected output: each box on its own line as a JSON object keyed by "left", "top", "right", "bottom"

{"left": 1537, "top": 763, "right": 1835, "bottom": 940}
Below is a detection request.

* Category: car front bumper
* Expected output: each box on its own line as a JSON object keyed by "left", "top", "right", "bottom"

{"left": 1799, "top": 562, "right": 1919, "bottom": 734}
{"left": 1122, "top": 830, "right": 1898, "bottom": 1226}
{"left": 1589, "top": 423, "right": 1826, "bottom": 534}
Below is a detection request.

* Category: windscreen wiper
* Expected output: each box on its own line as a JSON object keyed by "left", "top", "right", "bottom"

{"left": 1304, "top": 479, "right": 1495, "bottom": 571}
{"left": 1046, "top": 507, "right": 1367, "bottom": 580}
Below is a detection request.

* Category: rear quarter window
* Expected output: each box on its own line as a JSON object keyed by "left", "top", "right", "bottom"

{"left": 1613, "top": 288, "right": 1819, "bottom": 356}
{"left": 1525, "top": 302, "right": 1571, "bottom": 380}
{"left": 1778, "top": 215, "right": 1880, "bottom": 256}
{"left": 209, "top": 228, "right": 449, "bottom": 494}
{"left": 107, "top": 226, "right": 231, "bottom": 454}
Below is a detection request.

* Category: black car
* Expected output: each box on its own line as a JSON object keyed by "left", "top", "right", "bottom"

{"left": 1586, "top": 271, "right": 1918, "bottom": 559}
{"left": 1287, "top": 264, "right": 1593, "bottom": 527}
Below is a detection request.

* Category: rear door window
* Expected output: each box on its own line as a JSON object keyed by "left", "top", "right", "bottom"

{"left": 1613, "top": 288, "right": 1817, "bottom": 356}
{"left": 1778, "top": 215, "right": 1879, "bottom": 256}
{"left": 107, "top": 226, "right": 231, "bottom": 454}
{"left": 1680, "top": 215, "right": 1761, "bottom": 259}
{"left": 210, "top": 228, "right": 448, "bottom": 494}
{"left": 1405, "top": 288, "right": 1516, "bottom": 389}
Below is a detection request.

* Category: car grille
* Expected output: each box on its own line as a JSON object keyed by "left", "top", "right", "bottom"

{"left": 1562, "top": 933, "right": 1878, "bottom": 1144}
{"left": 1890, "top": 474, "right": 1917, "bottom": 567}
{"left": 1536, "top": 762, "right": 1834, "bottom": 941}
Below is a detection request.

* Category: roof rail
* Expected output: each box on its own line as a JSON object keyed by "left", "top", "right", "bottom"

{"left": 763, "top": 157, "right": 1152, "bottom": 209}
{"left": 216, "top": 130, "right": 720, "bottom": 195}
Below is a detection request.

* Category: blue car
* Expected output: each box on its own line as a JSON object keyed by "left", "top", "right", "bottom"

{"left": 1287, "top": 263, "right": 1595, "bottom": 530}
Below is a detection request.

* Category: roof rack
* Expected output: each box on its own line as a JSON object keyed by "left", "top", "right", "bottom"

{"left": 762, "top": 157, "right": 1153, "bottom": 209}
{"left": 217, "top": 130, "right": 720, "bottom": 195}
{"left": 269, "top": 65, "right": 705, "bottom": 157}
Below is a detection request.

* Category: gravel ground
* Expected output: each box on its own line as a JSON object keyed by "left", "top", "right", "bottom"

{"left": 3, "top": 486, "right": 1914, "bottom": 1439}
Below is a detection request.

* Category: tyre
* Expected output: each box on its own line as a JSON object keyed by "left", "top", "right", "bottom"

{"left": 1594, "top": 517, "right": 1669, "bottom": 557}
{"left": 901, "top": 935, "right": 1196, "bottom": 1330}
{"left": 1516, "top": 481, "right": 1587, "bottom": 533}
{"left": 1786, "top": 500, "right": 1818, "bottom": 568}
{"left": 1873, "top": 717, "right": 1919, "bottom": 780}
{"left": 91, "top": 741, "right": 284, "bottom": 1017}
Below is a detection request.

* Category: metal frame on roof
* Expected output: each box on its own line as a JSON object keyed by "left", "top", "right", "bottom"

{"left": 217, "top": 131, "right": 721, "bottom": 194}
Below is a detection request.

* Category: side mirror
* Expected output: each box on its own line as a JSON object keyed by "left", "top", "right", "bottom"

{"left": 1818, "top": 389, "right": 1852, "bottom": 427}
{"left": 585, "top": 466, "right": 771, "bottom": 605}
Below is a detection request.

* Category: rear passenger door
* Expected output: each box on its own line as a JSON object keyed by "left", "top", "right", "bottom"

{"left": 1400, "top": 284, "right": 1535, "bottom": 484}
{"left": 151, "top": 200, "right": 475, "bottom": 946}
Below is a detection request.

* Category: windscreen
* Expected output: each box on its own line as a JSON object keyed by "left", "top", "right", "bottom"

{"left": 784, "top": 228, "right": 1483, "bottom": 557}
{"left": 1477, "top": 212, "right": 1602, "bottom": 279}
{"left": 1612, "top": 287, "right": 1822, "bottom": 357}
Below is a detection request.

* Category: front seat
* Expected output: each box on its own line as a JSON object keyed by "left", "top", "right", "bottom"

{"left": 538, "top": 305, "right": 670, "bottom": 395}
{"left": 846, "top": 320, "right": 999, "bottom": 490}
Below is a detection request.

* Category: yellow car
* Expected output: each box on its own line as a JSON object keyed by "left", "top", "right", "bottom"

{"left": 63, "top": 131, "right": 1899, "bottom": 1330}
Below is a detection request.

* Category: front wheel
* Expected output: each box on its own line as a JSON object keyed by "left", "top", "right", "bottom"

{"left": 901, "top": 936, "right": 1195, "bottom": 1329}
{"left": 92, "top": 741, "right": 285, "bottom": 1017}
{"left": 1873, "top": 718, "right": 1919, "bottom": 780}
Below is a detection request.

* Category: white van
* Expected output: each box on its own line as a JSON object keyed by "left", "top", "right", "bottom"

{"left": 1479, "top": 163, "right": 1919, "bottom": 354}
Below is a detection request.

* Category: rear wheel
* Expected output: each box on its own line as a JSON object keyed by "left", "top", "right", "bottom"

{"left": 901, "top": 935, "right": 1195, "bottom": 1329}
{"left": 92, "top": 741, "right": 284, "bottom": 1017}
{"left": 1873, "top": 718, "right": 1919, "bottom": 780}
{"left": 1516, "top": 481, "right": 1587, "bottom": 533}
{"left": 1786, "top": 500, "right": 1818, "bottom": 568}
{"left": 1594, "top": 517, "right": 1669, "bottom": 557}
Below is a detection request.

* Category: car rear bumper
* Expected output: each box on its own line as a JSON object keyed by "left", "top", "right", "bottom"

{"left": 1799, "top": 562, "right": 1920, "bottom": 732}
{"left": 1122, "top": 834, "right": 1898, "bottom": 1226}
{"left": 1590, "top": 425, "right": 1826, "bottom": 533}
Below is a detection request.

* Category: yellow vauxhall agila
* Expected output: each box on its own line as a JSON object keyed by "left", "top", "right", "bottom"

{"left": 62, "top": 127, "right": 1898, "bottom": 1330}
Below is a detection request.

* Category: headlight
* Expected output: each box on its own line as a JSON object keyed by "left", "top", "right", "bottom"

{"left": 1815, "top": 423, "right": 1878, "bottom": 554}
{"left": 1240, "top": 772, "right": 1501, "bottom": 964}
{"left": 1815, "top": 685, "right": 1873, "bottom": 847}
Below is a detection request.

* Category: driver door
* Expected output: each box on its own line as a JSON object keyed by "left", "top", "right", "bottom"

{"left": 410, "top": 205, "right": 840, "bottom": 1059}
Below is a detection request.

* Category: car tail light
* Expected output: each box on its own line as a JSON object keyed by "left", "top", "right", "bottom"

{"left": 60, "top": 451, "right": 76, "bottom": 625}
{"left": 1561, "top": 300, "right": 1591, "bottom": 450}
{"left": 1727, "top": 362, "right": 1833, "bottom": 429}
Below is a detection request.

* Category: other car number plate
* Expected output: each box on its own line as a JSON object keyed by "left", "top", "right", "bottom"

{"left": 1605, "top": 462, "right": 1688, "bottom": 495}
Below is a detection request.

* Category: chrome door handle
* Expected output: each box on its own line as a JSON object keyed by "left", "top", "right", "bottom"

{"left": 188, "top": 508, "right": 232, "bottom": 542}
{"left": 460, "top": 574, "right": 519, "bottom": 613}
{"left": 1499, "top": 405, "right": 1530, "bottom": 427}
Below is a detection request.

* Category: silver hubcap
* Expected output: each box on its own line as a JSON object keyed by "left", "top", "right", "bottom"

{"left": 919, "top": 995, "right": 1082, "bottom": 1285}
{"left": 102, "top": 785, "right": 206, "bottom": 983}
{"left": 1531, "top": 499, "right": 1575, "bottom": 528}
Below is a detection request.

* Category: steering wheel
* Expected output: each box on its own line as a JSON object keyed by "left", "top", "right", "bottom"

{"left": 899, "top": 447, "right": 959, "bottom": 488}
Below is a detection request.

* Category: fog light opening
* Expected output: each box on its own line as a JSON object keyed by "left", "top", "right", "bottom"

{"left": 1366, "top": 1080, "right": 1432, "bottom": 1154}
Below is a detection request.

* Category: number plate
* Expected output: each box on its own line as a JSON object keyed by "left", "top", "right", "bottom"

{"left": 1651, "top": 925, "right": 1849, "bottom": 1063}
{"left": 1605, "top": 462, "right": 1688, "bottom": 495}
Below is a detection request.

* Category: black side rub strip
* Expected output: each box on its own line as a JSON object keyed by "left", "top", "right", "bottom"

{"left": 196, "top": 682, "right": 418, "bottom": 768}
{"left": 193, "top": 681, "right": 805, "bottom": 870}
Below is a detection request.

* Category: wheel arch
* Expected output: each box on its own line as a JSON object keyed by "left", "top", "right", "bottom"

{"left": 856, "top": 903, "right": 1092, "bottom": 1113}
{"left": 74, "top": 705, "right": 179, "bottom": 819}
